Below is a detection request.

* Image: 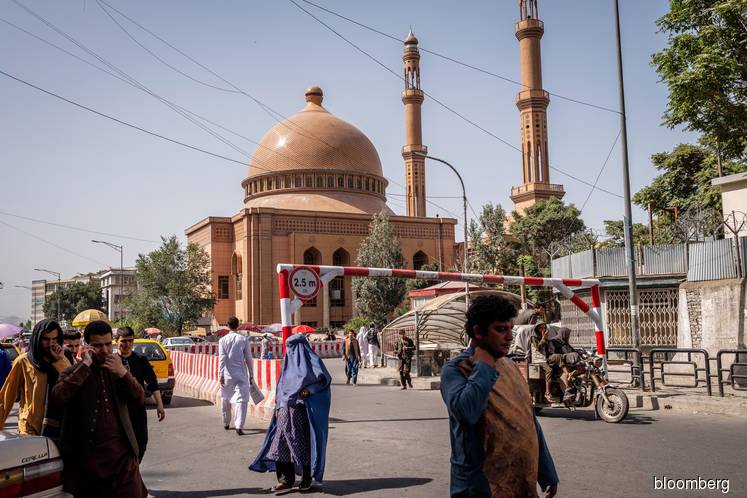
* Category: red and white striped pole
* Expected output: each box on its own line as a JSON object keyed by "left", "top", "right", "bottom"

{"left": 591, "top": 284, "right": 605, "bottom": 355}
{"left": 278, "top": 269, "right": 292, "bottom": 356}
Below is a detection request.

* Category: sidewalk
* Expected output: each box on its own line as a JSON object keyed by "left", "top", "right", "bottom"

{"left": 354, "top": 365, "right": 747, "bottom": 418}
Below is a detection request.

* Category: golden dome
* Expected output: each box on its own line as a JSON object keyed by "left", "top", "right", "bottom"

{"left": 247, "top": 87, "right": 384, "bottom": 179}
{"left": 243, "top": 87, "right": 389, "bottom": 214}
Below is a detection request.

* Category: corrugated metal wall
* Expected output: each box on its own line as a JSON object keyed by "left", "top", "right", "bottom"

{"left": 687, "top": 239, "right": 738, "bottom": 281}
{"left": 570, "top": 249, "right": 594, "bottom": 278}
{"left": 641, "top": 244, "right": 686, "bottom": 275}
{"left": 596, "top": 247, "right": 627, "bottom": 277}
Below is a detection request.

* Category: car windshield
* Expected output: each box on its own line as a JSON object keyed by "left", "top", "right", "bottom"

{"left": 134, "top": 343, "right": 167, "bottom": 361}
{"left": 170, "top": 338, "right": 193, "bottom": 345}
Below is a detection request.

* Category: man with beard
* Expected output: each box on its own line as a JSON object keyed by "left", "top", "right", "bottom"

{"left": 0, "top": 319, "right": 71, "bottom": 435}
{"left": 116, "top": 326, "right": 165, "bottom": 462}
{"left": 62, "top": 331, "right": 82, "bottom": 361}
{"left": 52, "top": 320, "right": 147, "bottom": 498}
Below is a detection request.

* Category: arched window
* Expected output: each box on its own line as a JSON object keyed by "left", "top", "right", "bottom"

{"left": 302, "top": 248, "right": 321, "bottom": 307}
{"left": 331, "top": 248, "right": 349, "bottom": 307}
{"left": 413, "top": 251, "right": 428, "bottom": 270}
{"left": 231, "top": 253, "right": 243, "bottom": 300}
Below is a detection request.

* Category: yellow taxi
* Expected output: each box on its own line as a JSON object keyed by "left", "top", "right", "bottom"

{"left": 133, "top": 339, "right": 175, "bottom": 405}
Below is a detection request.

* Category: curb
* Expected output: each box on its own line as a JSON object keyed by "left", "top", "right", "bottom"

{"left": 625, "top": 390, "right": 747, "bottom": 418}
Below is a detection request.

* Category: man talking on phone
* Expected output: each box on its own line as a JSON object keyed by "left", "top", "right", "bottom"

{"left": 52, "top": 320, "right": 147, "bottom": 498}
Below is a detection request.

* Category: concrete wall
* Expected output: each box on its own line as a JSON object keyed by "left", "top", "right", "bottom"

{"left": 678, "top": 278, "right": 746, "bottom": 353}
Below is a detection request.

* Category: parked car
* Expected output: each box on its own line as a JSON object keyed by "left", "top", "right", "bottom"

{"left": 132, "top": 339, "right": 175, "bottom": 405}
{"left": 0, "top": 431, "right": 69, "bottom": 497}
{"left": 161, "top": 337, "right": 195, "bottom": 347}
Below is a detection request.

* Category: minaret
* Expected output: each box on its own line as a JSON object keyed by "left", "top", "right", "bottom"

{"left": 510, "top": 0, "right": 565, "bottom": 213}
{"left": 402, "top": 31, "right": 427, "bottom": 217}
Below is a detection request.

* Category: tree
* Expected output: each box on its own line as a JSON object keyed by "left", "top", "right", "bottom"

{"left": 352, "top": 211, "right": 407, "bottom": 328}
{"left": 510, "top": 198, "right": 586, "bottom": 274}
{"left": 125, "top": 236, "right": 215, "bottom": 334}
{"left": 633, "top": 143, "right": 744, "bottom": 215}
{"left": 600, "top": 220, "right": 656, "bottom": 248}
{"left": 405, "top": 261, "right": 442, "bottom": 293}
{"left": 468, "top": 203, "right": 519, "bottom": 275}
{"left": 652, "top": 0, "right": 746, "bottom": 160}
{"left": 43, "top": 281, "right": 106, "bottom": 322}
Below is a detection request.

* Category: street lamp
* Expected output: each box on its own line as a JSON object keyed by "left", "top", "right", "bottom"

{"left": 34, "top": 268, "right": 61, "bottom": 322}
{"left": 15, "top": 285, "right": 32, "bottom": 290}
{"left": 413, "top": 152, "right": 470, "bottom": 302}
{"left": 91, "top": 240, "right": 124, "bottom": 321}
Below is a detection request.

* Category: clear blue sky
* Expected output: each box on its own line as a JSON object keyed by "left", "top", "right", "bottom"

{"left": 0, "top": 0, "right": 696, "bottom": 321}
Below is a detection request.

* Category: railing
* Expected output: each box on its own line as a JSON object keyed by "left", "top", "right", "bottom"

{"left": 647, "top": 348, "right": 712, "bottom": 396}
{"left": 715, "top": 349, "right": 747, "bottom": 397}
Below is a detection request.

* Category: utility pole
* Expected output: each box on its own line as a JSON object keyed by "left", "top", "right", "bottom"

{"left": 414, "top": 152, "right": 470, "bottom": 308}
{"left": 614, "top": 0, "right": 641, "bottom": 349}
{"left": 92, "top": 240, "right": 124, "bottom": 321}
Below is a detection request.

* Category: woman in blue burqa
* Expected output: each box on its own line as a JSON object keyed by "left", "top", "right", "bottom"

{"left": 249, "top": 333, "right": 332, "bottom": 491}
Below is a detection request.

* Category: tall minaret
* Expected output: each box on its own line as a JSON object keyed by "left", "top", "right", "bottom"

{"left": 402, "top": 31, "right": 427, "bottom": 217}
{"left": 510, "top": 0, "right": 565, "bottom": 213}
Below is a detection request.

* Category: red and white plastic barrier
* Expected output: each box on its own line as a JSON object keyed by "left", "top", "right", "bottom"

{"left": 170, "top": 350, "right": 282, "bottom": 420}
{"left": 166, "top": 340, "right": 343, "bottom": 359}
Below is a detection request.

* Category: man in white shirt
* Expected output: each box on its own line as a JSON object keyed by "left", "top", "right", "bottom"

{"left": 356, "top": 326, "right": 370, "bottom": 368}
{"left": 218, "top": 316, "right": 254, "bottom": 436}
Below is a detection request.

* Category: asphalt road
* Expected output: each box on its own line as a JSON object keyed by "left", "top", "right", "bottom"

{"left": 6, "top": 361, "right": 745, "bottom": 497}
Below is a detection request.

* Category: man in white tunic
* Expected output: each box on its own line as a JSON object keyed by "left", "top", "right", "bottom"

{"left": 219, "top": 316, "right": 254, "bottom": 436}
{"left": 356, "top": 326, "right": 370, "bottom": 368}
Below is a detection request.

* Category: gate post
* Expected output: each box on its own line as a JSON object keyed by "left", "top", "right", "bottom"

{"left": 278, "top": 269, "right": 292, "bottom": 355}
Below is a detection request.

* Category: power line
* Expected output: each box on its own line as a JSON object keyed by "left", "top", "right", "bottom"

{"left": 299, "top": 0, "right": 620, "bottom": 115}
{"left": 0, "top": 218, "right": 106, "bottom": 267}
{"left": 288, "top": 0, "right": 623, "bottom": 200}
{"left": 0, "top": 210, "right": 160, "bottom": 243}
{"left": 580, "top": 130, "right": 622, "bottom": 212}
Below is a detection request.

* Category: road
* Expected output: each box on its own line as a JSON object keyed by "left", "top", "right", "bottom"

{"left": 5, "top": 361, "right": 745, "bottom": 497}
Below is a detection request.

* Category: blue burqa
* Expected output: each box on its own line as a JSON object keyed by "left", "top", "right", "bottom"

{"left": 249, "top": 334, "right": 332, "bottom": 482}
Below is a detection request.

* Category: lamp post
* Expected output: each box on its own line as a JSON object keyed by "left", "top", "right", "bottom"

{"left": 613, "top": 0, "right": 641, "bottom": 349}
{"left": 413, "top": 152, "right": 470, "bottom": 307}
{"left": 15, "top": 285, "right": 32, "bottom": 290}
{"left": 92, "top": 240, "right": 124, "bottom": 321}
{"left": 34, "top": 268, "right": 61, "bottom": 322}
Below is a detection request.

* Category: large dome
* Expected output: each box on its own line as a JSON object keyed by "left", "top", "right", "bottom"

{"left": 241, "top": 87, "right": 389, "bottom": 214}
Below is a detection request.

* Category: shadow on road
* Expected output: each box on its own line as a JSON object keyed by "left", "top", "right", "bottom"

{"left": 161, "top": 396, "right": 214, "bottom": 410}
{"left": 538, "top": 408, "right": 657, "bottom": 425}
{"left": 150, "top": 488, "right": 256, "bottom": 497}
{"left": 329, "top": 416, "right": 447, "bottom": 424}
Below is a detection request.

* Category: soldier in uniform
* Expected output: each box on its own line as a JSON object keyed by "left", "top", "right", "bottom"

{"left": 394, "top": 330, "right": 415, "bottom": 390}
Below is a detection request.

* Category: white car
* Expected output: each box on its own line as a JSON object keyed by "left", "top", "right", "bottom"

{"left": 0, "top": 431, "right": 70, "bottom": 497}
{"left": 161, "top": 337, "right": 195, "bottom": 347}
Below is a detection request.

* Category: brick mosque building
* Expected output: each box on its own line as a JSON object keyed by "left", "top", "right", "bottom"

{"left": 186, "top": 33, "right": 457, "bottom": 328}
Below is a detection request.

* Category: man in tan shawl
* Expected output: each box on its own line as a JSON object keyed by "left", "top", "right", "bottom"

{"left": 440, "top": 294, "right": 559, "bottom": 497}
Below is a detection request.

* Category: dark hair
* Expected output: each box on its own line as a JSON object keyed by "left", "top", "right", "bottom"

{"left": 84, "top": 320, "right": 113, "bottom": 343}
{"left": 118, "top": 326, "right": 135, "bottom": 338}
{"left": 465, "top": 294, "right": 517, "bottom": 339}
{"left": 228, "top": 316, "right": 240, "bottom": 330}
{"left": 63, "top": 331, "right": 81, "bottom": 341}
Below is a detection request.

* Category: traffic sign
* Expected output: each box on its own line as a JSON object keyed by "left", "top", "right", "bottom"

{"left": 289, "top": 266, "right": 321, "bottom": 301}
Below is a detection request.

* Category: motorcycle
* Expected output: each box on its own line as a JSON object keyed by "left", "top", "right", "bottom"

{"left": 512, "top": 349, "right": 630, "bottom": 423}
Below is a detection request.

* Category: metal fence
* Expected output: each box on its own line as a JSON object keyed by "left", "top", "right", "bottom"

{"left": 553, "top": 238, "right": 747, "bottom": 282}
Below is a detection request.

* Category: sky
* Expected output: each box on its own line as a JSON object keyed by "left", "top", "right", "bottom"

{"left": 0, "top": 0, "right": 697, "bottom": 321}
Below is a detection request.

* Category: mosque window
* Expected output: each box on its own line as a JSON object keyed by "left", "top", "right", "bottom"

{"left": 218, "top": 276, "right": 229, "bottom": 299}
{"left": 337, "top": 176, "right": 344, "bottom": 188}
{"left": 347, "top": 177, "right": 354, "bottom": 188}
{"left": 327, "top": 176, "right": 334, "bottom": 188}
{"left": 267, "top": 177, "right": 273, "bottom": 190}
{"left": 316, "top": 176, "right": 324, "bottom": 188}
{"left": 356, "top": 177, "right": 362, "bottom": 189}
{"left": 413, "top": 251, "right": 429, "bottom": 270}
{"left": 285, "top": 175, "right": 291, "bottom": 188}
{"left": 306, "top": 176, "right": 313, "bottom": 188}
{"left": 365, "top": 178, "right": 370, "bottom": 191}
{"left": 259, "top": 181, "right": 264, "bottom": 192}
{"left": 295, "top": 175, "right": 302, "bottom": 188}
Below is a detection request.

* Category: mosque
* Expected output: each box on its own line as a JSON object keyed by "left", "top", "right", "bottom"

{"left": 186, "top": 0, "right": 563, "bottom": 328}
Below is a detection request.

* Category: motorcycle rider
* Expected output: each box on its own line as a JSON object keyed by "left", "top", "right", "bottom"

{"left": 532, "top": 323, "right": 580, "bottom": 402}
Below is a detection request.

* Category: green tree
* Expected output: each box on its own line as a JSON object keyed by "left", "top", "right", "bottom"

{"left": 405, "top": 261, "right": 442, "bottom": 293}
{"left": 468, "top": 203, "right": 519, "bottom": 275}
{"left": 600, "top": 220, "right": 656, "bottom": 248}
{"left": 125, "top": 236, "right": 215, "bottom": 334}
{"left": 510, "top": 198, "right": 586, "bottom": 275}
{"left": 652, "top": 0, "right": 746, "bottom": 159}
{"left": 352, "top": 211, "right": 407, "bottom": 328}
{"left": 633, "top": 143, "right": 744, "bottom": 215}
{"left": 43, "top": 281, "right": 106, "bottom": 322}
{"left": 343, "top": 316, "right": 370, "bottom": 331}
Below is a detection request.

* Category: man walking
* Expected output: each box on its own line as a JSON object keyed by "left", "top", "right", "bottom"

{"left": 366, "top": 326, "right": 381, "bottom": 368}
{"left": 440, "top": 294, "right": 558, "bottom": 497}
{"left": 343, "top": 330, "right": 362, "bottom": 385}
{"left": 395, "top": 330, "right": 415, "bottom": 390}
{"left": 52, "top": 320, "right": 147, "bottom": 498}
{"left": 0, "top": 319, "right": 71, "bottom": 435}
{"left": 219, "top": 316, "right": 254, "bottom": 435}
{"left": 356, "top": 325, "right": 369, "bottom": 368}
{"left": 116, "top": 326, "right": 165, "bottom": 462}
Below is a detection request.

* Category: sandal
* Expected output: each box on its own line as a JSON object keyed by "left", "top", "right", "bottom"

{"left": 544, "top": 393, "right": 554, "bottom": 403}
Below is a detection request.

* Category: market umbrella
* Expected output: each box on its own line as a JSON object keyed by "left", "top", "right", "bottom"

{"left": 215, "top": 328, "right": 230, "bottom": 337}
{"left": 292, "top": 325, "right": 316, "bottom": 334}
{"left": 262, "top": 323, "right": 283, "bottom": 333}
{"left": 144, "top": 328, "right": 161, "bottom": 336}
{"left": 237, "top": 323, "right": 263, "bottom": 332}
{"left": 0, "top": 323, "right": 23, "bottom": 339}
{"left": 71, "top": 309, "right": 109, "bottom": 328}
